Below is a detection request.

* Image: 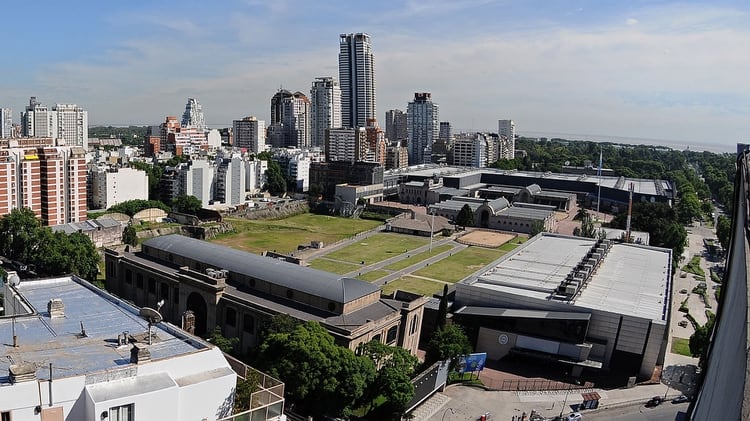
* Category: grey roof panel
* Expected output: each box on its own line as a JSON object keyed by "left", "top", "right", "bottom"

{"left": 455, "top": 306, "right": 590, "bottom": 320}
{"left": 142, "top": 235, "right": 379, "bottom": 304}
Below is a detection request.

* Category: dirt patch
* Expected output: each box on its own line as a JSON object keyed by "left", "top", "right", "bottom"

{"left": 458, "top": 230, "right": 515, "bottom": 248}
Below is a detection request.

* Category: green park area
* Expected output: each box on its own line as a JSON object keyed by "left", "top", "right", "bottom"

{"left": 412, "top": 246, "right": 509, "bottom": 283}
{"left": 381, "top": 276, "right": 445, "bottom": 297}
{"left": 383, "top": 244, "right": 454, "bottom": 271}
{"left": 321, "top": 232, "right": 429, "bottom": 264}
{"left": 212, "top": 213, "right": 382, "bottom": 254}
{"left": 307, "top": 259, "right": 361, "bottom": 274}
{"left": 356, "top": 270, "right": 391, "bottom": 282}
{"left": 671, "top": 337, "right": 692, "bottom": 356}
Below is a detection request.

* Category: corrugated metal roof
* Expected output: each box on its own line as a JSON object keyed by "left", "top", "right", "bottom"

{"left": 143, "top": 235, "right": 380, "bottom": 304}
{"left": 455, "top": 306, "right": 591, "bottom": 320}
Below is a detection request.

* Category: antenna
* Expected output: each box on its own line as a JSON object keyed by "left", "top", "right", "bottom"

{"left": 139, "top": 306, "right": 163, "bottom": 346}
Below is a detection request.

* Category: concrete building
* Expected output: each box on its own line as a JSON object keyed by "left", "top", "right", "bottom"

{"left": 334, "top": 183, "right": 384, "bottom": 207}
{"left": 21, "top": 97, "right": 89, "bottom": 148}
{"left": 339, "top": 33, "right": 376, "bottom": 128}
{"left": 0, "top": 144, "right": 87, "bottom": 225}
{"left": 1, "top": 274, "right": 284, "bottom": 421}
{"left": 385, "top": 144, "right": 409, "bottom": 170}
{"left": 181, "top": 97, "right": 206, "bottom": 131}
{"left": 407, "top": 93, "right": 439, "bottom": 165}
{"left": 385, "top": 109, "right": 407, "bottom": 146}
{"left": 0, "top": 108, "right": 12, "bottom": 138}
{"left": 453, "top": 233, "right": 672, "bottom": 379}
{"left": 310, "top": 77, "right": 342, "bottom": 150}
{"left": 428, "top": 197, "right": 557, "bottom": 233}
{"left": 497, "top": 119, "right": 515, "bottom": 160}
{"left": 325, "top": 127, "right": 366, "bottom": 163}
{"left": 51, "top": 216, "right": 124, "bottom": 247}
{"left": 232, "top": 116, "right": 266, "bottom": 154}
{"left": 215, "top": 156, "right": 246, "bottom": 206}
{"left": 269, "top": 90, "right": 310, "bottom": 148}
{"left": 177, "top": 159, "right": 214, "bottom": 207}
{"left": 439, "top": 121, "right": 452, "bottom": 141}
{"left": 310, "top": 161, "right": 383, "bottom": 201}
{"left": 365, "top": 118, "right": 387, "bottom": 166}
{"left": 245, "top": 159, "right": 268, "bottom": 194}
{"left": 452, "top": 133, "right": 496, "bottom": 168}
{"left": 104, "top": 234, "right": 427, "bottom": 356}
{"left": 89, "top": 167, "right": 149, "bottom": 210}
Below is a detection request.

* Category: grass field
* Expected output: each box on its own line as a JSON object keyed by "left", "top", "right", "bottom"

{"left": 321, "top": 232, "right": 429, "bottom": 264}
{"left": 307, "top": 258, "right": 362, "bottom": 274}
{"left": 412, "top": 246, "right": 507, "bottom": 283}
{"left": 671, "top": 337, "right": 692, "bottom": 356}
{"left": 383, "top": 244, "right": 454, "bottom": 271}
{"left": 357, "top": 270, "right": 391, "bottom": 282}
{"left": 381, "top": 276, "right": 445, "bottom": 297}
{"left": 212, "top": 214, "right": 382, "bottom": 254}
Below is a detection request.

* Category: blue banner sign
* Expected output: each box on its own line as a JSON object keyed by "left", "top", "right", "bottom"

{"left": 458, "top": 353, "right": 487, "bottom": 373}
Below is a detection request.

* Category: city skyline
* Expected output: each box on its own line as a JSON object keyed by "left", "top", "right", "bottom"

{"left": 0, "top": 0, "right": 747, "bottom": 152}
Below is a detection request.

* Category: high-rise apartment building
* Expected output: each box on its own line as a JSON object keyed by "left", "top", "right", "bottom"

{"left": 233, "top": 116, "right": 266, "bottom": 154}
{"left": 452, "top": 133, "right": 497, "bottom": 168}
{"left": 215, "top": 156, "right": 246, "bottom": 205}
{"left": 325, "top": 127, "right": 366, "bottom": 163}
{"left": 310, "top": 77, "right": 342, "bottom": 150}
{"left": 407, "top": 93, "right": 439, "bottom": 165}
{"left": 439, "top": 121, "right": 452, "bottom": 141}
{"left": 21, "top": 97, "right": 89, "bottom": 148}
{"left": 0, "top": 108, "right": 12, "bottom": 138}
{"left": 365, "top": 119, "right": 386, "bottom": 166}
{"left": 384, "top": 109, "right": 407, "bottom": 146}
{"left": 90, "top": 167, "right": 149, "bottom": 210}
{"left": 182, "top": 97, "right": 206, "bottom": 131}
{"left": 339, "top": 33, "right": 376, "bottom": 128}
{"left": 0, "top": 143, "right": 87, "bottom": 225}
{"left": 498, "top": 119, "right": 516, "bottom": 159}
{"left": 269, "top": 90, "right": 310, "bottom": 148}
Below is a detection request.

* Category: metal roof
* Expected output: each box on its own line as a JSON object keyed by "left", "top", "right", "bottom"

{"left": 0, "top": 276, "right": 207, "bottom": 383}
{"left": 143, "top": 235, "right": 380, "bottom": 304}
{"left": 454, "top": 306, "right": 591, "bottom": 321}
{"left": 467, "top": 233, "right": 671, "bottom": 321}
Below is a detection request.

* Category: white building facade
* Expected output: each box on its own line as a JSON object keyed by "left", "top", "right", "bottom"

{"left": 178, "top": 159, "right": 215, "bottom": 207}
{"left": 497, "top": 119, "right": 515, "bottom": 159}
{"left": 310, "top": 77, "right": 342, "bottom": 150}
{"left": 0, "top": 108, "right": 12, "bottom": 138}
{"left": 21, "top": 98, "right": 88, "bottom": 148}
{"left": 90, "top": 167, "right": 149, "bottom": 210}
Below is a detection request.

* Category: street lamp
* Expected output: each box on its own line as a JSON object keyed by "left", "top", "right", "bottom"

{"left": 441, "top": 407, "right": 455, "bottom": 421}
{"left": 429, "top": 207, "right": 436, "bottom": 252}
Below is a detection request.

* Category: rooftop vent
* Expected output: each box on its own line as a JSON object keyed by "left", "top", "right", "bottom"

{"left": 130, "top": 343, "right": 151, "bottom": 364}
{"left": 9, "top": 362, "right": 37, "bottom": 383}
{"left": 47, "top": 298, "right": 65, "bottom": 319}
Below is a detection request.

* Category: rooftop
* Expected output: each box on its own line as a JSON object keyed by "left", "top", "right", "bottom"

{"left": 0, "top": 276, "right": 208, "bottom": 383}
{"left": 465, "top": 233, "right": 671, "bottom": 321}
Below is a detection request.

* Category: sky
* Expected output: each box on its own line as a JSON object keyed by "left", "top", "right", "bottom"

{"left": 1, "top": 0, "right": 747, "bottom": 152}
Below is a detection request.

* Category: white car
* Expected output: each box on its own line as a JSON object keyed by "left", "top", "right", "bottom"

{"left": 566, "top": 413, "right": 582, "bottom": 421}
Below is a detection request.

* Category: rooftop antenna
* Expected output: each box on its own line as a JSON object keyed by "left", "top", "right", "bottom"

{"left": 139, "top": 299, "right": 164, "bottom": 346}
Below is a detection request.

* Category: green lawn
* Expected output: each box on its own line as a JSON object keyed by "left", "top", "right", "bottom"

{"left": 383, "top": 244, "right": 454, "bottom": 271}
{"left": 322, "top": 232, "right": 429, "bottom": 264}
{"left": 671, "top": 337, "right": 692, "bottom": 356}
{"left": 682, "top": 255, "right": 705, "bottom": 277}
{"left": 307, "top": 258, "right": 362, "bottom": 275}
{"left": 357, "top": 270, "right": 391, "bottom": 282}
{"left": 381, "top": 276, "right": 444, "bottom": 297}
{"left": 412, "top": 246, "right": 507, "bottom": 283}
{"left": 212, "top": 214, "right": 382, "bottom": 254}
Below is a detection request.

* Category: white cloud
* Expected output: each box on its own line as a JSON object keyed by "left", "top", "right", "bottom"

{"left": 626, "top": 18, "right": 638, "bottom": 25}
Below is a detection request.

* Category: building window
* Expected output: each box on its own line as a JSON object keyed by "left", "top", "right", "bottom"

{"left": 226, "top": 307, "right": 237, "bottom": 327}
{"left": 147, "top": 278, "right": 156, "bottom": 294}
{"left": 125, "top": 269, "right": 132, "bottom": 284}
{"left": 136, "top": 274, "right": 143, "bottom": 289}
{"left": 386, "top": 326, "right": 398, "bottom": 344}
{"left": 372, "top": 334, "right": 381, "bottom": 343}
{"left": 1, "top": 411, "right": 9, "bottom": 421}
{"left": 243, "top": 314, "right": 255, "bottom": 333}
{"left": 410, "top": 315, "right": 419, "bottom": 335}
{"left": 108, "top": 403, "right": 133, "bottom": 421}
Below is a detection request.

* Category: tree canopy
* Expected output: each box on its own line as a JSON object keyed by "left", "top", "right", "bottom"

{"left": 0, "top": 208, "right": 100, "bottom": 281}
{"left": 264, "top": 159, "right": 287, "bottom": 196}
{"left": 609, "top": 202, "right": 687, "bottom": 267}
{"left": 357, "top": 340, "right": 419, "bottom": 416}
{"left": 172, "top": 195, "right": 202, "bottom": 214}
{"left": 424, "top": 323, "right": 472, "bottom": 369}
{"left": 715, "top": 215, "right": 731, "bottom": 250}
{"left": 456, "top": 204, "right": 474, "bottom": 228}
{"left": 107, "top": 199, "right": 171, "bottom": 217}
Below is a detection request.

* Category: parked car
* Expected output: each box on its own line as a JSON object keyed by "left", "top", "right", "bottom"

{"left": 645, "top": 396, "right": 664, "bottom": 407}
{"left": 680, "top": 288, "right": 688, "bottom": 294}
{"left": 672, "top": 395, "right": 690, "bottom": 404}
{"left": 678, "top": 320, "right": 688, "bottom": 327}
{"left": 566, "top": 413, "right": 582, "bottom": 421}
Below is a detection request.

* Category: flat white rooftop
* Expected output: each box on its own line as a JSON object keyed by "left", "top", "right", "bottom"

{"left": 468, "top": 233, "right": 671, "bottom": 321}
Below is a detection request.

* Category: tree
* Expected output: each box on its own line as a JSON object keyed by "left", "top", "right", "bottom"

{"left": 573, "top": 213, "right": 596, "bottom": 238}
{"left": 574, "top": 207, "right": 589, "bottom": 221}
{"left": 609, "top": 202, "right": 687, "bottom": 267}
{"left": 677, "top": 190, "right": 702, "bottom": 224}
{"left": 208, "top": 326, "right": 239, "bottom": 354}
{"left": 122, "top": 224, "right": 138, "bottom": 246}
{"left": 357, "top": 340, "right": 419, "bottom": 416}
{"left": 424, "top": 324, "right": 472, "bottom": 369}
{"left": 35, "top": 231, "right": 100, "bottom": 281}
{"left": 456, "top": 204, "right": 474, "bottom": 228}
{"left": 716, "top": 215, "right": 731, "bottom": 250}
{"left": 436, "top": 284, "right": 448, "bottom": 329}
{"left": 256, "top": 321, "right": 375, "bottom": 417}
{"left": 0, "top": 207, "right": 44, "bottom": 262}
{"left": 530, "top": 220, "right": 546, "bottom": 237}
{"left": 108, "top": 199, "right": 170, "bottom": 217}
{"left": 172, "top": 194, "right": 202, "bottom": 214}
{"left": 689, "top": 316, "right": 716, "bottom": 369}
{"left": 264, "top": 160, "right": 287, "bottom": 196}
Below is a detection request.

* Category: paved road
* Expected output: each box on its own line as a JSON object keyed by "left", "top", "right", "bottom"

{"left": 586, "top": 402, "right": 689, "bottom": 420}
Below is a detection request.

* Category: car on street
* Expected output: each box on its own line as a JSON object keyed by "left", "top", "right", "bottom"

{"left": 680, "top": 288, "right": 688, "bottom": 294}
{"left": 645, "top": 396, "right": 664, "bottom": 407}
{"left": 566, "top": 413, "right": 582, "bottom": 421}
{"left": 672, "top": 395, "right": 690, "bottom": 404}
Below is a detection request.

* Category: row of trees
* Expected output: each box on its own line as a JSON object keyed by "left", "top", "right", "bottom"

{"left": 0, "top": 208, "right": 100, "bottom": 281}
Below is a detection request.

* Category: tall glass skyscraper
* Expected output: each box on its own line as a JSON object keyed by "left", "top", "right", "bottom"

{"left": 338, "top": 33, "right": 376, "bottom": 129}
{"left": 407, "top": 93, "right": 439, "bottom": 165}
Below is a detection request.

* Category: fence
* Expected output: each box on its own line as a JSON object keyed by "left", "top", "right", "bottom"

{"left": 480, "top": 377, "right": 595, "bottom": 392}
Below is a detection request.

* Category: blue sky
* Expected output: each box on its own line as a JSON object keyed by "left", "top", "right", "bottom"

{"left": 2, "top": 0, "right": 747, "bottom": 151}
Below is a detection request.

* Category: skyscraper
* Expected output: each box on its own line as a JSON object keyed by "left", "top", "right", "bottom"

{"left": 339, "top": 33, "right": 376, "bottom": 128}
{"left": 22, "top": 97, "right": 88, "bottom": 148}
{"left": 407, "top": 93, "right": 439, "bottom": 165}
{"left": 0, "top": 108, "right": 11, "bottom": 138}
{"left": 182, "top": 98, "right": 206, "bottom": 131}
{"left": 439, "top": 122, "right": 452, "bottom": 141}
{"left": 269, "top": 90, "right": 311, "bottom": 149}
{"left": 385, "top": 109, "right": 407, "bottom": 146}
{"left": 497, "top": 119, "right": 516, "bottom": 159}
{"left": 310, "top": 77, "right": 342, "bottom": 150}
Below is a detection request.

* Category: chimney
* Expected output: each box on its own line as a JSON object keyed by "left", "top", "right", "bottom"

{"left": 9, "top": 362, "right": 37, "bottom": 383}
{"left": 47, "top": 299, "right": 65, "bottom": 319}
{"left": 130, "top": 343, "right": 151, "bottom": 364}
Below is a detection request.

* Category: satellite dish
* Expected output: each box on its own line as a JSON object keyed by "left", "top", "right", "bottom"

{"left": 7, "top": 273, "right": 20, "bottom": 287}
{"left": 139, "top": 307, "right": 163, "bottom": 324}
